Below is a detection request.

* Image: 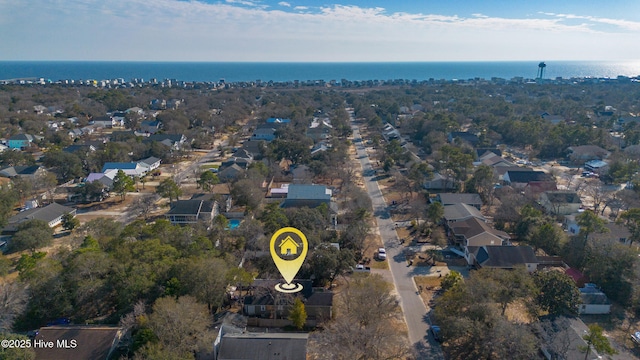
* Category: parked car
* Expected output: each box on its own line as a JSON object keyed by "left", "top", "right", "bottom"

{"left": 631, "top": 331, "right": 640, "bottom": 345}
{"left": 377, "top": 248, "right": 387, "bottom": 260}
{"left": 430, "top": 325, "right": 442, "bottom": 342}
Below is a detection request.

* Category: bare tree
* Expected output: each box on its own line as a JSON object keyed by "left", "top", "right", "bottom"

{"left": 130, "top": 193, "right": 159, "bottom": 220}
{"left": 0, "top": 282, "right": 28, "bottom": 332}
{"left": 536, "top": 317, "right": 574, "bottom": 360}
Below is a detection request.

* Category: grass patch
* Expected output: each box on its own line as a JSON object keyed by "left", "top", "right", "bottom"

{"left": 414, "top": 276, "right": 443, "bottom": 289}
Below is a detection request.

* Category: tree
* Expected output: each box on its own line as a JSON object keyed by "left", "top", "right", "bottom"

{"left": 476, "top": 267, "right": 536, "bottom": 316}
{"left": 440, "top": 270, "right": 463, "bottom": 291}
{"left": 61, "top": 213, "right": 79, "bottom": 232}
{"left": 528, "top": 222, "right": 564, "bottom": 255}
{"left": 197, "top": 171, "right": 220, "bottom": 192}
{"left": 288, "top": 298, "right": 307, "bottom": 330}
{"left": 580, "top": 324, "right": 616, "bottom": 360}
{"left": 131, "top": 194, "right": 159, "bottom": 220}
{"left": 0, "top": 282, "right": 28, "bottom": 332}
{"left": 145, "top": 296, "right": 212, "bottom": 358}
{"left": 576, "top": 210, "right": 607, "bottom": 246}
{"left": 618, "top": 208, "right": 640, "bottom": 246}
{"left": 534, "top": 270, "right": 580, "bottom": 316}
{"left": 308, "top": 274, "right": 410, "bottom": 360}
{"left": 155, "top": 178, "right": 182, "bottom": 204}
{"left": 426, "top": 201, "right": 444, "bottom": 226}
{"left": 9, "top": 219, "right": 54, "bottom": 253}
{"left": 0, "top": 333, "right": 36, "bottom": 360}
{"left": 112, "top": 169, "right": 135, "bottom": 201}
{"left": 178, "top": 257, "right": 229, "bottom": 312}
{"left": 467, "top": 164, "right": 497, "bottom": 205}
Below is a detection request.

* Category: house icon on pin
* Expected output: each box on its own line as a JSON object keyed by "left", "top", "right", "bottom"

{"left": 279, "top": 236, "right": 300, "bottom": 256}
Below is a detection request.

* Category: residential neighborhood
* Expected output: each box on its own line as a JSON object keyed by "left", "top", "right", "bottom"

{"left": 1, "top": 74, "right": 640, "bottom": 360}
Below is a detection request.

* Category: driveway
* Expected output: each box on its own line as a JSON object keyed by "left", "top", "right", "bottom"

{"left": 351, "top": 122, "right": 444, "bottom": 359}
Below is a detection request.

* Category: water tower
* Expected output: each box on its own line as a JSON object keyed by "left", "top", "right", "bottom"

{"left": 537, "top": 62, "right": 546, "bottom": 79}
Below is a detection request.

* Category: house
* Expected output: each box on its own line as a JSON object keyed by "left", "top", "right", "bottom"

{"left": 67, "top": 128, "right": 84, "bottom": 138}
{"left": 150, "top": 99, "right": 166, "bottom": 110}
{"left": 3, "top": 203, "right": 76, "bottom": 233}
{"left": 216, "top": 332, "right": 308, "bottom": 360}
{"left": 523, "top": 181, "right": 558, "bottom": 197}
{"left": 137, "top": 156, "right": 161, "bottom": 171}
{"left": 282, "top": 184, "right": 332, "bottom": 209}
{"left": 85, "top": 170, "right": 117, "bottom": 190}
{"left": 466, "top": 245, "right": 538, "bottom": 272}
{"left": 92, "top": 115, "right": 115, "bottom": 128}
{"left": 443, "top": 203, "right": 486, "bottom": 224}
{"left": 33, "top": 326, "right": 125, "bottom": 360}
{"left": 221, "top": 156, "right": 252, "bottom": 170}
{"left": 584, "top": 159, "right": 609, "bottom": 174}
{"left": 567, "top": 145, "right": 610, "bottom": 163}
{"left": 139, "top": 120, "right": 162, "bottom": 134}
{"left": 144, "top": 134, "right": 187, "bottom": 150}
{"left": 8, "top": 133, "right": 35, "bottom": 149}
{"left": 251, "top": 127, "right": 276, "bottom": 142}
{"left": 101, "top": 162, "right": 148, "bottom": 177}
{"left": 191, "top": 191, "right": 232, "bottom": 213}
{"left": 480, "top": 153, "right": 515, "bottom": 168}
{"left": 266, "top": 117, "right": 291, "bottom": 124}
{"left": 63, "top": 144, "right": 96, "bottom": 155}
{"left": 539, "top": 191, "right": 582, "bottom": 215}
{"left": 476, "top": 148, "right": 502, "bottom": 159}
{"left": 218, "top": 164, "right": 245, "bottom": 182}
{"left": 306, "top": 118, "right": 333, "bottom": 142}
{"left": 494, "top": 166, "right": 533, "bottom": 181}
{"left": 448, "top": 131, "right": 480, "bottom": 146}
{"left": 449, "top": 217, "right": 510, "bottom": 248}
{"left": 540, "top": 113, "right": 565, "bottom": 125}
{"left": 243, "top": 279, "right": 333, "bottom": 322}
{"left": 578, "top": 286, "right": 611, "bottom": 314}
{"left": 0, "top": 143, "right": 7, "bottom": 153}
{"left": 434, "top": 193, "right": 483, "bottom": 209}
{"left": 165, "top": 199, "right": 218, "bottom": 225}
{"left": 0, "top": 165, "right": 48, "bottom": 180}
{"left": 503, "top": 170, "right": 553, "bottom": 188}
{"left": 423, "top": 172, "right": 457, "bottom": 191}
{"left": 589, "top": 222, "right": 631, "bottom": 245}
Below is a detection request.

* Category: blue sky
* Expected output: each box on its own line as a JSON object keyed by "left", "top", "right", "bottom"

{"left": 1, "top": 0, "right": 640, "bottom": 61}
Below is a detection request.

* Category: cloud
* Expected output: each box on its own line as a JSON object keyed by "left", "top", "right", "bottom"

{"left": 1, "top": 0, "right": 639, "bottom": 61}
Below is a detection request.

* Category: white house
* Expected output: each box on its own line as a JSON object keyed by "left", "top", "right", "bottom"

{"left": 578, "top": 286, "right": 611, "bottom": 315}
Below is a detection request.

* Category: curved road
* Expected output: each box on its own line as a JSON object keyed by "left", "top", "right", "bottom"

{"left": 351, "top": 122, "right": 444, "bottom": 359}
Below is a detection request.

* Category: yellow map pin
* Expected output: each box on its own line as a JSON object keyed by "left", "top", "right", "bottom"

{"left": 270, "top": 227, "right": 308, "bottom": 293}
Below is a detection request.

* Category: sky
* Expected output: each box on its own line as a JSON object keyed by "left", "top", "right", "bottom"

{"left": 1, "top": 0, "right": 640, "bottom": 62}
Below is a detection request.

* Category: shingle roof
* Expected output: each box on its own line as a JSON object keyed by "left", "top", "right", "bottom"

{"left": 474, "top": 245, "right": 537, "bottom": 268}
{"left": 4, "top": 203, "right": 76, "bottom": 232}
{"left": 138, "top": 156, "right": 161, "bottom": 167}
{"left": 450, "top": 217, "right": 509, "bottom": 241}
{"left": 166, "top": 200, "right": 207, "bottom": 216}
{"left": 437, "top": 193, "right": 483, "bottom": 206}
{"left": 0, "top": 165, "right": 41, "bottom": 177}
{"left": 287, "top": 184, "right": 331, "bottom": 201}
{"left": 543, "top": 191, "right": 581, "bottom": 204}
{"left": 443, "top": 203, "right": 485, "bottom": 222}
{"left": 34, "top": 326, "right": 123, "bottom": 360}
{"left": 217, "top": 333, "right": 307, "bottom": 360}
{"left": 505, "top": 170, "right": 552, "bottom": 184}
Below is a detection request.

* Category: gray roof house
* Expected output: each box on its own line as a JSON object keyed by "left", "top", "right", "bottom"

{"left": 165, "top": 199, "right": 218, "bottom": 226}
{"left": 216, "top": 332, "right": 308, "bottom": 360}
{"left": 443, "top": 203, "right": 486, "bottom": 224}
{"left": 434, "top": 193, "right": 483, "bottom": 209}
{"left": 539, "top": 191, "right": 582, "bottom": 215}
{"left": 0, "top": 165, "right": 48, "bottom": 180}
{"left": 466, "top": 245, "right": 538, "bottom": 273}
{"left": 34, "top": 326, "right": 125, "bottom": 360}
{"left": 282, "top": 184, "right": 332, "bottom": 209}
{"left": 3, "top": 203, "right": 76, "bottom": 233}
{"left": 137, "top": 156, "right": 161, "bottom": 171}
{"left": 449, "top": 217, "right": 509, "bottom": 248}
{"left": 578, "top": 286, "right": 611, "bottom": 315}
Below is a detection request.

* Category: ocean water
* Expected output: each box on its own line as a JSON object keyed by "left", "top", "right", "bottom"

{"left": 1, "top": 61, "right": 640, "bottom": 83}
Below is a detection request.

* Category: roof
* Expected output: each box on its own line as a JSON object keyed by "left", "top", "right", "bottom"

{"left": 138, "top": 156, "right": 161, "bottom": 166}
{"left": 505, "top": 170, "right": 552, "bottom": 184}
{"left": 585, "top": 159, "right": 608, "bottom": 168}
{"left": 443, "top": 203, "right": 485, "bottom": 222}
{"left": 474, "top": 245, "right": 538, "bottom": 268}
{"left": 217, "top": 332, "right": 308, "bottom": 360}
{"left": 5, "top": 203, "right": 76, "bottom": 232}
{"left": 9, "top": 133, "right": 34, "bottom": 141}
{"left": 580, "top": 290, "right": 610, "bottom": 305}
{"left": 543, "top": 191, "right": 581, "bottom": 204}
{"left": 449, "top": 217, "right": 510, "bottom": 241}
{"left": 287, "top": 184, "right": 331, "bottom": 201}
{"left": 568, "top": 145, "right": 609, "bottom": 157}
{"left": 34, "top": 326, "right": 124, "bottom": 360}
{"left": 476, "top": 148, "right": 502, "bottom": 158}
{"left": 437, "top": 193, "right": 482, "bottom": 206}
{"left": 0, "top": 165, "right": 42, "bottom": 177}
{"left": 266, "top": 117, "right": 291, "bottom": 123}
{"left": 146, "top": 134, "right": 185, "bottom": 143}
{"left": 166, "top": 200, "right": 211, "bottom": 216}
{"left": 449, "top": 131, "right": 479, "bottom": 144}
{"left": 102, "top": 162, "right": 140, "bottom": 171}
{"left": 63, "top": 144, "right": 95, "bottom": 154}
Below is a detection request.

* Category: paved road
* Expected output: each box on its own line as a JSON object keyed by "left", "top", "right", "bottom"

{"left": 351, "top": 123, "right": 444, "bottom": 359}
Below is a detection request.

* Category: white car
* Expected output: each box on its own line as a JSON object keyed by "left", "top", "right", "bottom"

{"left": 377, "top": 248, "right": 387, "bottom": 260}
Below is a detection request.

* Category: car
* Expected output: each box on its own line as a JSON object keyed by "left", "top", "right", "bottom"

{"left": 430, "top": 325, "right": 442, "bottom": 342}
{"left": 377, "top": 248, "right": 387, "bottom": 260}
{"left": 632, "top": 331, "right": 640, "bottom": 345}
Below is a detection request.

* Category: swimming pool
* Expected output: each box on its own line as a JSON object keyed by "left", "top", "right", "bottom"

{"left": 227, "top": 219, "right": 241, "bottom": 230}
